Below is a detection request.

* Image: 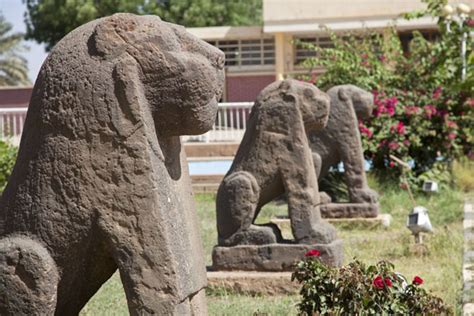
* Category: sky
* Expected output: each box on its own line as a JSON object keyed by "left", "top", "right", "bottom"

{"left": 1, "top": 0, "right": 48, "bottom": 83}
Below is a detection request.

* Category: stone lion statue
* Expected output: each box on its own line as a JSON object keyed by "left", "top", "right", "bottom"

{"left": 216, "top": 79, "right": 337, "bottom": 247}
{"left": 0, "top": 13, "right": 224, "bottom": 315}
{"left": 309, "top": 85, "right": 379, "bottom": 215}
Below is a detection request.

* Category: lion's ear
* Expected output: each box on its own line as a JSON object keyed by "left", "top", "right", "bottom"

{"left": 92, "top": 14, "right": 138, "bottom": 57}
{"left": 338, "top": 88, "right": 350, "bottom": 102}
{"left": 111, "top": 55, "right": 143, "bottom": 137}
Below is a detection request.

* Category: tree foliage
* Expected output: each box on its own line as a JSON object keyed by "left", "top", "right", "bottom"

{"left": 23, "top": 0, "right": 263, "bottom": 51}
{"left": 0, "top": 13, "right": 29, "bottom": 86}
{"left": 299, "top": 0, "right": 473, "bottom": 176}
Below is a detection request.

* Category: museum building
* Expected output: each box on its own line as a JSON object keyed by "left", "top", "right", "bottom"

{"left": 2, "top": 0, "right": 473, "bottom": 108}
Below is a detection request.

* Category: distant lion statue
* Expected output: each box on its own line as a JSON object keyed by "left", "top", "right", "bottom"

{"left": 0, "top": 13, "right": 224, "bottom": 315}
{"left": 309, "top": 85, "right": 379, "bottom": 217}
{"left": 216, "top": 79, "right": 337, "bottom": 247}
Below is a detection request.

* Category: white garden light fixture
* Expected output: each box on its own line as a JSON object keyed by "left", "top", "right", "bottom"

{"left": 442, "top": 2, "right": 472, "bottom": 80}
{"left": 389, "top": 155, "right": 433, "bottom": 244}
{"left": 422, "top": 180, "right": 439, "bottom": 193}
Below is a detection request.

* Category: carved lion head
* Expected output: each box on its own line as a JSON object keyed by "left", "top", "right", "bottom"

{"left": 92, "top": 13, "right": 225, "bottom": 136}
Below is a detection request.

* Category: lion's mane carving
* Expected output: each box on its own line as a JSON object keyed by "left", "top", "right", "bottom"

{"left": 0, "top": 13, "right": 224, "bottom": 315}
{"left": 216, "top": 79, "right": 337, "bottom": 247}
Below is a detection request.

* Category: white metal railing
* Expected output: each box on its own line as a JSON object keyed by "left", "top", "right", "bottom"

{"left": 0, "top": 108, "right": 27, "bottom": 146}
{"left": 0, "top": 103, "right": 254, "bottom": 145}
{"left": 183, "top": 102, "right": 253, "bottom": 143}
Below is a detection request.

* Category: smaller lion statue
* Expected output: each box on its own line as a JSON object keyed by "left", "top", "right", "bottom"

{"left": 309, "top": 85, "right": 379, "bottom": 217}
{"left": 216, "top": 79, "right": 337, "bottom": 247}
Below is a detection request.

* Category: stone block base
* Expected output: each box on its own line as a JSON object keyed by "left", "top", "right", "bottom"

{"left": 207, "top": 271, "right": 299, "bottom": 295}
{"left": 212, "top": 240, "right": 343, "bottom": 272}
{"left": 320, "top": 203, "right": 379, "bottom": 218}
{"left": 271, "top": 214, "right": 391, "bottom": 232}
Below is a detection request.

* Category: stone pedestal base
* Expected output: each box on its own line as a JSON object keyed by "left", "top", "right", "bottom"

{"left": 212, "top": 240, "right": 343, "bottom": 272}
{"left": 271, "top": 214, "right": 391, "bottom": 232}
{"left": 207, "top": 271, "right": 299, "bottom": 295}
{"left": 320, "top": 203, "right": 379, "bottom": 218}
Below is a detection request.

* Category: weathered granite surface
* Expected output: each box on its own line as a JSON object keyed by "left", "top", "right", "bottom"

{"left": 0, "top": 13, "right": 224, "bottom": 315}
{"left": 309, "top": 85, "right": 380, "bottom": 218}
{"left": 212, "top": 241, "right": 344, "bottom": 271}
{"left": 214, "top": 79, "right": 343, "bottom": 269}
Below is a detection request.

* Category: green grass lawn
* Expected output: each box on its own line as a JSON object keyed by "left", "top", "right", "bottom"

{"left": 81, "top": 179, "right": 464, "bottom": 315}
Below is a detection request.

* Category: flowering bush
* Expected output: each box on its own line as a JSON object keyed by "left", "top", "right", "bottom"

{"left": 292, "top": 254, "right": 451, "bottom": 314}
{"left": 299, "top": 0, "right": 473, "bottom": 177}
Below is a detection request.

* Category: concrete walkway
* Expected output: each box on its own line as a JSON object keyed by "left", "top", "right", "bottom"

{"left": 463, "top": 198, "right": 474, "bottom": 315}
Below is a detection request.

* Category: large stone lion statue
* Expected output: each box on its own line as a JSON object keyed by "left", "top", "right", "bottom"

{"left": 0, "top": 13, "right": 224, "bottom": 315}
{"left": 309, "top": 85, "right": 379, "bottom": 216}
{"left": 215, "top": 79, "right": 337, "bottom": 248}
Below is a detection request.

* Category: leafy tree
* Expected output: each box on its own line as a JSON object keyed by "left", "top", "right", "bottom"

{"left": 299, "top": 0, "right": 473, "bottom": 177}
{"left": 0, "top": 13, "right": 29, "bottom": 86}
{"left": 24, "top": 0, "right": 262, "bottom": 51}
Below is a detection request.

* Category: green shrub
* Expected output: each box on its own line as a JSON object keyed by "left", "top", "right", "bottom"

{"left": 299, "top": 0, "right": 473, "bottom": 177}
{"left": 0, "top": 140, "right": 17, "bottom": 192}
{"left": 292, "top": 254, "right": 451, "bottom": 315}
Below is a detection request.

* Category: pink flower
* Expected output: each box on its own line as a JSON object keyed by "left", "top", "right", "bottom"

{"left": 423, "top": 105, "right": 437, "bottom": 119}
{"left": 403, "top": 139, "right": 411, "bottom": 147}
{"left": 385, "top": 97, "right": 398, "bottom": 116}
{"left": 379, "top": 55, "right": 386, "bottom": 62}
{"left": 432, "top": 86, "right": 442, "bottom": 99}
{"left": 388, "top": 142, "right": 399, "bottom": 150}
{"left": 466, "top": 98, "right": 474, "bottom": 107}
{"left": 448, "top": 132, "right": 456, "bottom": 140}
{"left": 304, "top": 249, "right": 321, "bottom": 257}
{"left": 447, "top": 120, "right": 458, "bottom": 129}
{"left": 391, "top": 121, "right": 405, "bottom": 135}
{"left": 405, "top": 106, "right": 420, "bottom": 116}
{"left": 389, "top": 161, "right": 396, "bottom": 168}
{"left": 359, "top": 122, "right": 373, "bottom": 138}
{"left": 467, "top": 18, "right": 474, "bottom": 27}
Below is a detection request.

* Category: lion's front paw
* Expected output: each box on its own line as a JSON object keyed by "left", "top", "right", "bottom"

{"left": 350, "top": 188, "right": 378, "bottom": 204}
{"left": 297, "top": 221, "right": 337, "bottom": 245}
{"left": 319, "top": 191, "right": 332, "bottom": 204}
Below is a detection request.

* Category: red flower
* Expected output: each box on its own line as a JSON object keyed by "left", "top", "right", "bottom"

{"left": 413, "top": 276, "right": 423, "bottom": 285}
{"left": 446, "top": 120, "right": 458, "bottom": 129}
{"left": 423, "top": 104, "right": 437, "bottom": 119}
{"left": 373, "top": 276, "right": 385, "bottom": 289}
{"left": 384, "top": 277, "right": 393, "bottom": 287}
{"left": 391, "top": 121, "right": 405, "bottom": 135}
{"left": 467, "top": 18, "right": 474, "bottom": 27}
{"left": 388, "top": 142, "right": 400, "bottom": 150}
{"left": 432, "top": 86, "right": 442, "bottom": 99}
{"left": 389, "top": 161, "right": 396, "bottom": 168}
{"left": 304, "top": 249, "right": 321, "bottom": 257}
{"left": 358, "top": 122, "right": 373, "bottom": 138}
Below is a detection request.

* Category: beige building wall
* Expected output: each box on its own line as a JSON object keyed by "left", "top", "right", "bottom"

{"left": 264, "top": 0, "right": 474, "bottom": 23}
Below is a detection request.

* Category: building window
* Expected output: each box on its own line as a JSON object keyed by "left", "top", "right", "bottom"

{"left": 294, "top": 36, "right": 333, "bottom": 65}
{"left": 399, "top": 31, "right": 439, "bottom": 54}
{"left": 207, "top": 38, "right": 275, "bottom": 67}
